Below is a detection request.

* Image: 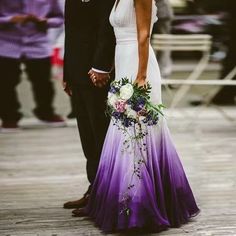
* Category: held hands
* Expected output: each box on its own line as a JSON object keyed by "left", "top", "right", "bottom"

{"left": 88, "top": 69, "right": 110, "bottom": 88}
{"left": 10, "top": 15, "right": 29, "bottom": 24}
{"left": 63, "top": 69, "right": 111, "bottom": 96}
{"left": 10, "top": 14, "right": 47, "bottom": 31}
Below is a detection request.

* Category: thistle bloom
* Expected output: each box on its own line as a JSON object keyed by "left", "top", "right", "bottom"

{"left": 133, "top": 97, "right": 146, "bottom": 112}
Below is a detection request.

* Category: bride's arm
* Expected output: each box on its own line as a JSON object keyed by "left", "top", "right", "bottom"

{"left": 134, "top": 0, "right": 152, "bottom": 86}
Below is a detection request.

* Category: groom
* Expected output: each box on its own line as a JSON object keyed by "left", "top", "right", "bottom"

{"left": 63, "top": 0, "right": 116, "bottom": 215}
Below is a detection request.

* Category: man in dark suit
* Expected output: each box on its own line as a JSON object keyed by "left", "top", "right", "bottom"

{"left": 63, "top": 0, "right": 116, "bottom": 215}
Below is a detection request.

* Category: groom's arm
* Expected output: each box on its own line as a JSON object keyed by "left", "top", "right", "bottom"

{"left": 92, "top": 0, "right": 116, "bottom": 72}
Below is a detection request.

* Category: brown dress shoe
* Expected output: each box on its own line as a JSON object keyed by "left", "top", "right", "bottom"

{"left": 63, "top": 194, "right": 89, "bottom": 209}
{"left": 72, "top": 208, "right": 87, "bottom": 217}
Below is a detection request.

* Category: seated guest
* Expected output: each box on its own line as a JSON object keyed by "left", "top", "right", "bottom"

{"left": 152, "top": 0, "right": 174, "bottom": 78}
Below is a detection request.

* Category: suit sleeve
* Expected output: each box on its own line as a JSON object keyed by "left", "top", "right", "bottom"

{"left": 92, "top": 0, "right": 116, "bottom": 72}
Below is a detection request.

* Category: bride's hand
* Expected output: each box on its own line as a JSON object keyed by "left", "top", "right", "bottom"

{"left": 134, "top": 75, "right": 147, "bottom": 87}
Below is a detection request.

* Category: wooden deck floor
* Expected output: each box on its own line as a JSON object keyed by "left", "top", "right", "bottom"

{"left": 0, "top": 108, "right": 236, "bottom": 236}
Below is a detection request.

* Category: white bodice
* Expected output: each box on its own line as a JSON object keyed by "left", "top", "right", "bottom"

{"left": 110, "top": 0, "right": 162, "bottom": 104}
{"left": 110, "top": 0, "right": 157, "bottom": 44}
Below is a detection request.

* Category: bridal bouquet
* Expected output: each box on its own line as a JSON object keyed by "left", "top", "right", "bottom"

{"left": 107, "top": 78, "right": 164, "bottom": 138}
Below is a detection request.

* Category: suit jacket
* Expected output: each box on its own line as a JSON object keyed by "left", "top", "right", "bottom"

{"left": 63, "top": 0, "right": 116, "bottom": 85}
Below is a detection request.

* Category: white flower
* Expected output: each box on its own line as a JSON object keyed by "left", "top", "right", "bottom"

{"left": 108, "top": 93, "right": 119, "bottom": 108}
{"left": 126, "top": 107, "right": 137, "bottom": 119}
{"left": 126, "top": 104, "right": 132, "bottom": 112}
{"left": 119, "top": 83, "right": 134, "bottom": 101}
{"left": 139, "top": 116, "right": 146, "bottom": 122}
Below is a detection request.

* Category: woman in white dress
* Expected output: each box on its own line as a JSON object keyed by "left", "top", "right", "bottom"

{"left": 85, "top": 0, "right": 200, "bottom": 232}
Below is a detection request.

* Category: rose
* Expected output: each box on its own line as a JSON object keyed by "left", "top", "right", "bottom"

{"left": 115, "top": 100, "right": 127, "bottom": 113}
{"left": 108, "top": 93, "right": 119, "bottom": 108}
{"left": 119, "top": 83, "right": 134, "bottom": 101}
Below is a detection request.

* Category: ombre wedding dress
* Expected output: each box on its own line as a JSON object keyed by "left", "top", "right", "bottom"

{"left": 85, "top": 0, "right": 200, "bottom": 232}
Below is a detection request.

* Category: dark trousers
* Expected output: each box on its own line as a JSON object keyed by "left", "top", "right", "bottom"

{"left": 0, "top": 57, "right": 55, "bottom": 122}
{"left": 72, "top": 83, "right": 110, "bottom": 185}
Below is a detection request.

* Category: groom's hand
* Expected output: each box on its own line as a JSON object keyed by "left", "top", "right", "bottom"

{"left": 88, "top": 69, "right": 110, "bottom": 88}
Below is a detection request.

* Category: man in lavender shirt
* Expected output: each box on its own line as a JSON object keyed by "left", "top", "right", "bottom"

{"left": 0, "top": 0, "right": 65, "bottom": 131}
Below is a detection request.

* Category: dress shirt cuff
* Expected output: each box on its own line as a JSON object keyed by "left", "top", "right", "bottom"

{"left": 92, "top": 68, "right": 109, "bottom": 74}
{"left": 0, "top": 16, "right": 13, "bottom": 24}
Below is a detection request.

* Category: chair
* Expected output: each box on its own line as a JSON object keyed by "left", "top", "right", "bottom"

{"left": 152, "top": 34, "right": 213, "bottom": 107}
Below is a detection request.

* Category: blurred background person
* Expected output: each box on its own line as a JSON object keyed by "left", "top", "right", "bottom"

{"left": 0, "top": 0, "right": 65, "bottom": 132}
{"left": 152, "top": 0, "right": 174, "bottom": 79}
{"left": 211, "top": 0, "right": 236, "bottom": 105}
{"left": 188, "top": 0, "right": 236, "bottom": 105}
{"left": 48, "top": 0, "right": 65, "bottom": 45}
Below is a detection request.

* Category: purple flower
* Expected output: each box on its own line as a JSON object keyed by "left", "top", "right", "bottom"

{"left": 109, "top": 86, "right": 119, "bottom": 94}
{"left": 112, "top": 111, "right": 122, "bottom": 120}
{"left": 127, "top": 99, "right": 132, "bottom": 105}
{"left": 133, "top": 97, "right": 146, "bottom": 112}
{"left": 143, "top": 114, "right": 159, "bottom": 126}
{"left": 123, "top": 118, "right": 133, "bottom": 127}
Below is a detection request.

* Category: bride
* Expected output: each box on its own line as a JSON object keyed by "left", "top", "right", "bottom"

{"left": 83, "top": 0, "right": 200, "bottom": 232}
